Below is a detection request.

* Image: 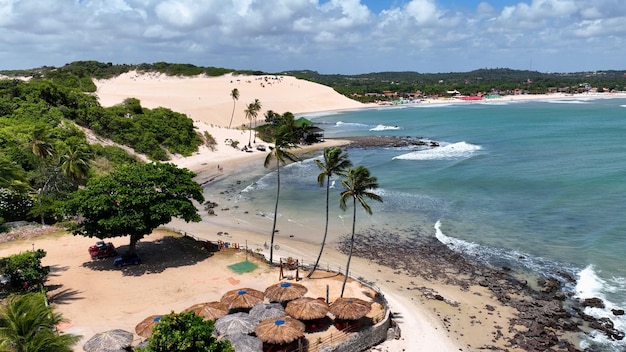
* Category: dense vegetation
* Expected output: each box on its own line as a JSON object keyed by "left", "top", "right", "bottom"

{"left": 0, "top": 76, "right": 206, "bottom": 225}
{"left": 137, "top": 311, "right": 233, "bottom": 352}
{"left": 3, "top": 61, "right": 624, "bottom": 102}
{"left": 281, "top": 68, "right": 626, "bottom": 102}
{"left": 1, "top": 61, "right": 264, "bottom": 92}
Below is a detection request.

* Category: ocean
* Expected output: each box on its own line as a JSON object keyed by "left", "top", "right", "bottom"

{"left": 207, "top": 96, "right": 626, "bottom": 350}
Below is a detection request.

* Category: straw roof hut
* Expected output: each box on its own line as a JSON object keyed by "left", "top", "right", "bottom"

{"left": 249, "top": 302, "right": 285, "bottom": 323}
{"left": 135, "top": 315, "right": 162, "bottom": 338}
{"left": 264, "top": 282, "right": 308, "bottom": 303}
{"left": 222, "top": 333, "right": 263, "bottom": 352}
{"left": 215, "top": 312, "right": 257, "bottom": 336}
{"left": 83, "top": 329, "right": 134, "bottom": 352}
{"left": 329, "top": 297, "right": 371, "bottom": 320}
{"left": 254, "top": 317, "right": 305, "bottom": 345}
{"left": 184, "top": 301, "right": 228, "bottom": 321}
{"left": 220, "top": 288, "right": 264, "bottom": 310}
{"left": 285, "top": 297, "right": 329, "bottom": 321}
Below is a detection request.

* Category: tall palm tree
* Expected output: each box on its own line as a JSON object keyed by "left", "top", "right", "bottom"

{"left": 307, "top": 147, "right": 352, "bottom": 278}
{"left": 228, "top": 88, "right": 239, "bottom": 129}
{"left": 339, "top": 166, "right": 382, "bottom": 297}
{"left": 264, "top": 127, "right": 300, "bottom": 264}
{"left": 0, "top": 293, "right": 81, "bottom": 352}
{"left": 252, "top": 99, "right": 262, "bottom": 144}
{"left": 244, "top": 103, "right": 255, "bottom": 148}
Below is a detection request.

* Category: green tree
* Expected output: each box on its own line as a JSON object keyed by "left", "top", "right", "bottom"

{"left": 264, "top": 127, "right": 300, "bottom": 264}
{"left": 0, "top": 293, "right": 80, "bottom": 352}
{"left": 58, "top": 138, "right": 92, "bottom": 182}
{"left": 251, "top": 99, "right": 262, "bottom": 144}
{"left": 0, "top": 157, "right": 27, "bottom": 193}
{"left": 227, "top": 88, "right": 239, "bottom": 129}
{"left": 244, "top": 104, "right": 254, "bottom": 148}
{"left": 138, "top": 311, "right": 233, "bottom": 352}
{"left": 339, "top": 166, "right": 382, "bottom": 297}
{"left": 27, "top": 126, "right": 55, "bottom": 162}
{"left": 308, "top": 147, "right": 352, "bottom": 278}
{"left": 64, "top": 162, "right": 204, "bottom": 254}
{"left": 0, "top": 250, "right": 50, "bottom": 296}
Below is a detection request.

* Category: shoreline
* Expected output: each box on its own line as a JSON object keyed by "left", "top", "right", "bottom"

{"left": 44, "top": 74, "right": 625, "bottom": 350}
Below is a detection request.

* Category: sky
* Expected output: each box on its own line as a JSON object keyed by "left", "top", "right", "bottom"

{"left": 1, "top": 0, "right": 625, "bottom": 74}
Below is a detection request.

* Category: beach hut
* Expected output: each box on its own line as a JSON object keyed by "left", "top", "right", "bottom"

{"left": 285, "top": 297, "right": 329, "bottom": 321}
{"left": 329, "top": 297, "right": 371, "bottom": 320}
{"left": 135, "top": 315, "right": 162, "bottom": 338}
{"left": 215, "top": 312, "right": 257, "bottom": 336}
{"left": 220, "top": 288, "right": 264, "bottom": 311}
{"left": 264, "top": 282, "right": 308, "bottom": 304}
{"left": 249, "top": 302, "right": 286, "bottom": 323}
{"left": 83, "top": 329, "right": 134, "bottom": 352}
{"left": 254, "top": 317, "right": 305, "bottom": 345}
{"left": 222, "top": 333, "right": 263, "bottom": 352}
{"left": 184, "top": 301, "right": 228, "bottom": 321}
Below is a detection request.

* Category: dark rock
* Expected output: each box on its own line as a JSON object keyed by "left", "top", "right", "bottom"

{"left": 582, "top": 297, "right": 605, "bottom": 309}
{"left": 612, "top": 309, "right": 625, "bottom": 316}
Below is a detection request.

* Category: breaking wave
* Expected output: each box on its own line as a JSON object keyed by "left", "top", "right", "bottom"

{"left": 392, "top": 141, "right": 481, "bottom": 160}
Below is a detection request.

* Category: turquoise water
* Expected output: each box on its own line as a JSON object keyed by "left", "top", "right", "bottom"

{"left": 212, "top": 97, "right": 626, "bottom": 349}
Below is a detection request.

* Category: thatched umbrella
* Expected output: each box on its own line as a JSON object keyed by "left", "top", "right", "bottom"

{"left": 220, "top": 288, "right": 264, "bottom": 310}
{"left": 135, "top": 315, "right": 162, "bottom": 338}
{"left": 285, "top": 297, "right": 329, "bottom": 321}
{"left": 254, "top": 317, "right": 305, "bottom": 345}
{"left": 249, "top": 302, "right": 285, "bottom": 323}
{"left": 215, "top": 312, "right": 257, "bottom": 336}
{"left": 264, "top": 282, "right": 308, "bottom": 303}
{"left": 329, "top": 297, "right": 371, "bottom": 320}
{"left": 83, "top": 329, "right": 133, "bottom": 352}
{"left": 222, "top": 333, "right": 263, "bottom": 352}
{"left": 184, "top": 301, "right": 228, "bottom": 321}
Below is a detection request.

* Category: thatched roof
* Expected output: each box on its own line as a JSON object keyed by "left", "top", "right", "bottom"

{"left": 329, "top": 297, "right": 371, "bottom": 320}
{"left": 285, "top": 297, "right": 329, "bottom": 320}
{"left": 220, "top": 288, "right": 264, "bottom": 310}
{"left": 264, "top": 282, "right": 308, "bottom": 303}
{"left": 254, "top": 317, "right": 305, "bottom": 344}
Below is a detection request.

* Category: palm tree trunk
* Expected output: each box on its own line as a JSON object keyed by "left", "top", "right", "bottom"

{"left": 248, "top": 127, "right": 252, "bottom": 148}
{"left": 308, "top": 175, "right": 331, "bottom": 277}
{"left": 340, "top": 197, "right": 357, "bottom": 297}
{"left": 269, "top": 159, "right": 280, "bottom": 264}
{"left": 228, "top": 100, "right": 236, "bottom": 129}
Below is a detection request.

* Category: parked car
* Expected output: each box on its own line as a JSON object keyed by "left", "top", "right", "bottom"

{"left": 113, "top": 253, "right": 141, "bottom": 267}
{"left": 88, "top": 241, "right": 118, "bottom": 259}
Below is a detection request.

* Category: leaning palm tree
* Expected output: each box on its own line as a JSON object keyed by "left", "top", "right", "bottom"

{"left": 0, "top": 293, "right": 81, "bottom": 352}
{"left": 307, "top": 147, "right": 352, "bottom": 278}
{"left": 228, "top": 88, "right": 239, "bottom": 129}
{"left": 264, "top": 127, "right": 300, "bottom": 264}
{"left": 339, "top": 166, "right": 382, "bottom": 297}
{"left": 252, "top": 99, "right": 262, "bottom": 144}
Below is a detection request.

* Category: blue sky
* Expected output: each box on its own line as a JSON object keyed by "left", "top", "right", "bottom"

{"left": 1, "top": 0, "right": 625, "bottom": 74}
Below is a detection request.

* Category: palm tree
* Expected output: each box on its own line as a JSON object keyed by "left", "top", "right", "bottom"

{"left": 307, "top": 147, "right": 352, "bottom": 278}
{"left": 27, "top": 125, "right": 55, "bottom": 165}
{"left": 228, "top": 88, "right": 239, "bottom": 129}
{"left": 59, "top": 140, "right": 92, "bottom": 182}
{"left": 252, "top": 99, "right": 262, "bottom": 144}
{"left": 264, "top": 127, "right": 300, "bottom": 264}
{"left": 0, "top": 293, "right": 81, "bottom": 352}
{"left": 244, "top": 103, "right": 254, "bottom": 148}
{"left": 339, "top": 166, "right": 382, "bottom": 297}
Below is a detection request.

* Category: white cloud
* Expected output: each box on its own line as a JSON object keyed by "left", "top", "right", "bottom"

{"left": 0, "top": 0, "right": 624, "bottom": 73}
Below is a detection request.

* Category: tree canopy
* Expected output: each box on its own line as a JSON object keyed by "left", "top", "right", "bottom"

{"left": 0, "top": 293, "right": 80, "bottom": 352}
{"left": 138, "top": 311, "right": 233, "bottom": 352}
{"left": 64, "top": 162, "right": 204, "bottom": 253}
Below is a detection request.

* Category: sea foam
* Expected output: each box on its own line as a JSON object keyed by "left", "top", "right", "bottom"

{"left": 392, "top": 141, "right": 481, "bottom": 160}
{"left": 369, "top": 124, "right": 401, "bottom": 131}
